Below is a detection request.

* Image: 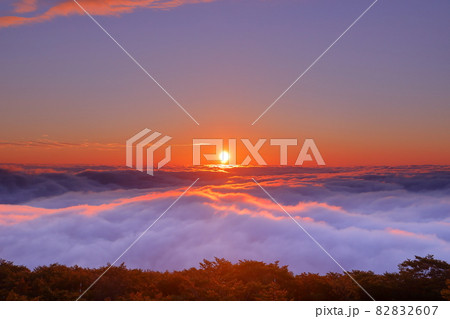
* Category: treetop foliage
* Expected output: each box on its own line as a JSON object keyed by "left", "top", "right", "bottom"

{"left": 0, "top": 255, "right": 449, "bottom": 301}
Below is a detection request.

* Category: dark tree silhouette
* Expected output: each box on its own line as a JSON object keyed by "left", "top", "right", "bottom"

{"left": 441, "top": 280, "right": 450, "bottom": 300}
{"left": 0, "top": 255, "right": 448, "bottom": 301}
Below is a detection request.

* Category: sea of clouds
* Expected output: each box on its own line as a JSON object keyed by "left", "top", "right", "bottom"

{"left": 0, "top": 165, "right": 449, "bottom": 274}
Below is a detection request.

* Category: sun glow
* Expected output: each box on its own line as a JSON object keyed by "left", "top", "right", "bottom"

{"left": 220, "top": 151, "right": 230, "bottom": 163}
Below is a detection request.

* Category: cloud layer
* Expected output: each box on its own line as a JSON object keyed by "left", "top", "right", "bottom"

{"left": 0, "top": 165, "right": 449, "bottom": 274}
{"left": 0, "top": 0, "right": 216, "bottom": 28}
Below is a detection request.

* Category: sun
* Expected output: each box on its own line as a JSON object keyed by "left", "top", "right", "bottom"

{"left": 219, "top": 151, "right": 230, "bottom": 163}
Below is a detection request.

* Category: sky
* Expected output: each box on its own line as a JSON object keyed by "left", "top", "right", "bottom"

{"left": 0, "top": 1, "right": 449, "bottom": 288}
{"left": 0, "top": 0, "right": 449, "bottom": 166}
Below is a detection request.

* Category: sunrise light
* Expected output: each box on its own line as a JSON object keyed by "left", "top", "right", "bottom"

{"left": 220, "top": 151, "right": 230, "bottom": 163}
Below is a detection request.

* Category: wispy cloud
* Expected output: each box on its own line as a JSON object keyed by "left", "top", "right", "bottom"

{"left": 13, "top": 0, "right": 38, "bottom": 14}
{"left": 0, "top": 139, "right": 122, "bottom": 150}
{"left": 0, "top": 0, "right": 216, "bottom": 28}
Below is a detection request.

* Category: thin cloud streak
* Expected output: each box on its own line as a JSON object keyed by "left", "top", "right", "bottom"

{"left": 0, "top": 0, "right": 217, "bottom": 28}
{"left": 0, "top": 139, "right": 122, "bottom": 150}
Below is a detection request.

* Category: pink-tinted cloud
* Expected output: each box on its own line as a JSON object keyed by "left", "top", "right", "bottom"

{"left": 0, "top": 0, "right": 216, "bottom": 28}
{"left": 0, "top": 139, "right": 122, "bottom": 150}
{"left": 13, "top": 0, "right": 38, "bottom": 14}
{"left": 0, "top": 186, "right": 193, "bottom": 224}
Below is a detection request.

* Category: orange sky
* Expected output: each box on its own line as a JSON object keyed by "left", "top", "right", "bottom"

{"left": 1, "top": 0, "right": 449, "bottom": 167}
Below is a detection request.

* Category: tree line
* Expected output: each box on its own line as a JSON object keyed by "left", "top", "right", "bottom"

{"left": 1, "top": 255, "right": 449, "bottom": 301}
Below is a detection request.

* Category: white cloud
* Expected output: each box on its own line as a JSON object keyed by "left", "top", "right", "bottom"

{"left": 0, "top": 165, "right": 449, "bottom": 274}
